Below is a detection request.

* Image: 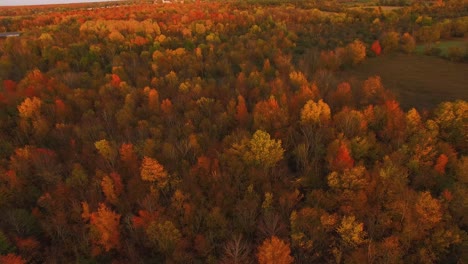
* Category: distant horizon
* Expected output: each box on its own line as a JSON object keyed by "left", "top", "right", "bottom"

{"left": 0, "top": 0, "right": 121, "bottom": 7}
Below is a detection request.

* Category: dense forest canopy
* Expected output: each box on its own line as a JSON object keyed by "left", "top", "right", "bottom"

{"left": 0, "top": 0, "right": 467, "bottom": 263}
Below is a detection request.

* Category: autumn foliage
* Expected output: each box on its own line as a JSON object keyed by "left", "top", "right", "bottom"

{"left": 0, "top": 254, "right": 26, "bottom": 264}
{"left": 140, "top": 156, "right": 168, "bottom": 187}
{"left": 88, "top": 203, "right": 121, "bottom": 254}
{"left": 371, "top": 40, "right": 382, "bottom": 56}
{"left": 257, "top": 236, "right": 294, "bottom": 264}
{"left": 330, "top": 142, "right": 355, "bottom": 171}
{"left": 0, "top": 1, "right": 466, "bottom": 263}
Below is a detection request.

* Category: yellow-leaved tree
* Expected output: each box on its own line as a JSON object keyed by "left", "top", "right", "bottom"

{"left": 337, "top": 215, "right": 367, "bottom": 248}
{"left": 300, "top": 99, "right": 331, "bottom": 126}
{"left": 94, "top": 139, "right": 117, "bottom": 167}
{"left": 242, "top": 130, "right": 284, "bottom": 170}
{"left": 17, "top": 97, "right": 47, "bottom": 138}
{"left": 344, "top": 39, "right": 366, "bottom": 65}
{"left": 433, "top": 100, "right": 467, "bottom": 150}
{"left": 146, "top": 220, "right": 181, "bottom": 256}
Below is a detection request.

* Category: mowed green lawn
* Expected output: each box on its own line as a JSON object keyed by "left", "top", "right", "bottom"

{"left": 341, "top": 54, "right": 468, "bottom": 110}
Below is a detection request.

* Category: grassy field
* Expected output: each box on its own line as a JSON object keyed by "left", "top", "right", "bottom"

{"left": 340, "top": 54, "right": 468, "bottom": 110}
{"left": 350, "top": 5, "right": 405, "bottom": 12}
{"left": 415, "top": 38, "right": 468, "bottom": 56}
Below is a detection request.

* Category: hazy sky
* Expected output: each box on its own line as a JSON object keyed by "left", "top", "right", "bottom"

{"left": 0, "top": 0, "right": 119, "bottom": 6}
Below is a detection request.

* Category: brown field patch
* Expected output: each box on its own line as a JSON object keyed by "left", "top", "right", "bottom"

{"left": 340, "top": 54, "right": 468, "bottom": 110}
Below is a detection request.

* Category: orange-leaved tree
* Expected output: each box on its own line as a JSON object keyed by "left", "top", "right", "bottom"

{"left": 140, "top": 156, "right": 169, "bottom": 189}
{"left": 85, "top": 203, "right": 121, "bottom": 255}
{"left": 101, "top": 173, "right": 123, "bottom": 205}
{"left": 235, "top": 95, "right": 249, "bottom": 127}
{"left": 0, "top": 254, "right": 26, "bottom": 264}
{"left": 257, "top": 236, "right": 294, "bottom": 264}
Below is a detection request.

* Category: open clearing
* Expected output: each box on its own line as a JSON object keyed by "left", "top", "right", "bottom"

{"left": 340, "top": 54, "right": 468, "bottom": 110}
{"left": 349, "top": 5, "right": 405, "bottom": 12}
{"left": 415, "top": 38, "right": 468, "bottom": 56}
